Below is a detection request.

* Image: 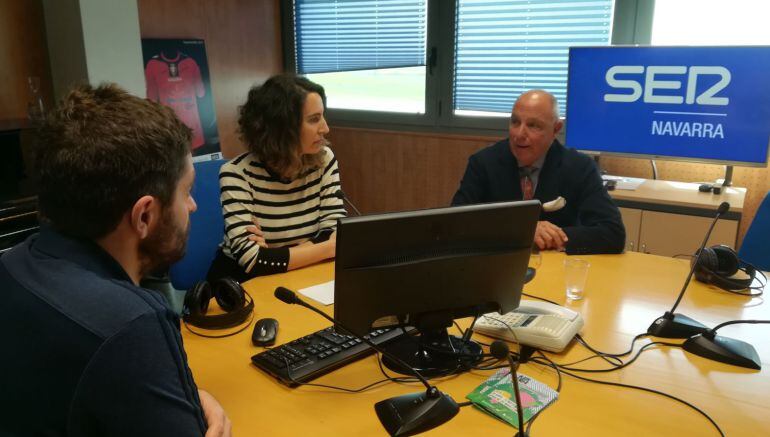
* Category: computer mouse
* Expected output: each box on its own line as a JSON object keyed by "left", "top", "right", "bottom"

{"left": 252, "top": 318, "right": 278, "bottom": 347}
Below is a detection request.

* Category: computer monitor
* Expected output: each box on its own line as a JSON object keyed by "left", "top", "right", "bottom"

{"left": 334, "top": 200, "right": 540, "bottom": 377}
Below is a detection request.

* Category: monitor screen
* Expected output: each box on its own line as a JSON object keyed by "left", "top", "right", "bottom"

{"left": 333, "top": 200, "right": 539, "bottom": 376}
{"left": 565, "top": 46, "right": 770, "bottom": 166}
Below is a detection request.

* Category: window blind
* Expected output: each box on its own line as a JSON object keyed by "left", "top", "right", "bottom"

{"left": 295, "top": 0, "right": 428, "bottom": 74}
{"left": 454, "top": 0, "right": 613, "bottom": 116}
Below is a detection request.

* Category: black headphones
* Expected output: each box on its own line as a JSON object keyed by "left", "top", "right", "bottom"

{"left": 183, "top": 277, "right": 254, "bottom": 330}
{"left": 692, "top": 245, "right": 765, "bottom": 295}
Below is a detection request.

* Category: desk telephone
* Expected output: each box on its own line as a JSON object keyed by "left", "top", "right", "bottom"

{"left": 473, "top": 299, "right": 584, "bottom": 352}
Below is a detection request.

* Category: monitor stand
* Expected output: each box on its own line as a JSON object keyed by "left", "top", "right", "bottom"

{"left": 381, "top": 328, "right": 483, "bottom": 378}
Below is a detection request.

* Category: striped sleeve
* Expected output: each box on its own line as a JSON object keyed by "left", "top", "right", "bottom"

{"left": 218, "top": 157, "right": 263, "bottom": 273}
{"left": 318, "top": 149, "right": 347, "bottom": 230}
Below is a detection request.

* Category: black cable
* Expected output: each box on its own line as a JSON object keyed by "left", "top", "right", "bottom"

{"left": 375, "top": 349, "right": 421, "bottom": 385}
{"left": 551, "top": 350, "right": 622, "bottom": 368}
{"left": 575, "top": 333, "right": 649, "bottom": 358}
{"left": 280, "top": 353, "right": 416, "bottom": 393}
{"left": 395, "top": 322, "right": 489, "bottom": 360}
{"left": 723, "top": 287, "right": 763, "bottom": 297}
{"left": 549, "top": 341, "right": 681, "bottom": 373}
{"left": 533, "top": 353, "right": 724, "bottom": 437}
{"left": 453, "top": 320, "right": 466, "bottom": 336}
{"left": 538, "top": 333, "right": 651, "bottom": 371}
{"left": 522, "top": 292, "right": 560, "bottom": 306}
{"left": 709, "top": 319, "right": 770, "bottom": 332}
{"left": 524, "top": 351, "right": 563, "bottom": 435}
{"left": 574, "top": 336, "right": 624, "bottom": 366}
{"left": 718, "top": 269, "right": 766, "bottom": 297}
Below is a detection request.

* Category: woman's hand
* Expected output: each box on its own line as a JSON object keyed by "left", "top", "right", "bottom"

{"left": 246, "top": 217, "right": 268, "bottom": 248}
{"left": 324, "top": 231, "right": 337, "bottom": 259}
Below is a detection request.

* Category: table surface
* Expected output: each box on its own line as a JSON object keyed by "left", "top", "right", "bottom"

{"left": 182, "top": 251, "right": 770, "bottom": 436}
{"left": 608, "top": 178, "right": 746, "bottom": 213}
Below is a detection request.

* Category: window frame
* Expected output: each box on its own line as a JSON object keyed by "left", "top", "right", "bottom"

{"left": 280, "top": 0, "right": 654, "bottom": 136}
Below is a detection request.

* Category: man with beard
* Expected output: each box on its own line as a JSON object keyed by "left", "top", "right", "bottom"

{"left": 0, "top": 84, "right": 231, "bottom": 436}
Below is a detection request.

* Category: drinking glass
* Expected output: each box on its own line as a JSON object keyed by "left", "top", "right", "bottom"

{"left": 564, "top": 258, "right": 590, "bottom": 300}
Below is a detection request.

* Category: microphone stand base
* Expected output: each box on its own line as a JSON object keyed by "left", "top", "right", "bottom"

{"left": 683, "top": 334, "right": 761, "bottom": 370}
{"left": 374, "top": 389, "right": 459, "bottom": 436}
{"left": 647, "top": 312, "right": 709, "bottom": 338}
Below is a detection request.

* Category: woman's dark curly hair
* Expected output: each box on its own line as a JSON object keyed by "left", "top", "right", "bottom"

{"left": 238, "top": 74, "right": 327, "bottom": 179}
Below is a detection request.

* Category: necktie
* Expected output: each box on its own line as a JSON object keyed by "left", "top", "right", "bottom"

{"left": 520, "top": 167, "right": 534, "bottom": 200}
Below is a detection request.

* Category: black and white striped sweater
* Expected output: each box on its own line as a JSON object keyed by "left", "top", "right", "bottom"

{"left": 218, "top": 147, "right": 346, "bottom": 275}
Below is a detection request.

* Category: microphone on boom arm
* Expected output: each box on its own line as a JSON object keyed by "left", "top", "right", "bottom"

{"left": 274, "top": 286, "right": 459, "bottom": 437}
{"left": 490, "top": 341, "right": 529, "bottom": 437}
{"left": 647, "top": 201, "right": 730, "bottom": 338}
{"left": 333, "top": 189, "right": 362, "bottom": 216}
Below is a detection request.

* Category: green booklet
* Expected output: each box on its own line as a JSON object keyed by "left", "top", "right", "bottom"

{"left": 466, "top": 368, "right": 558, "bottom": 428}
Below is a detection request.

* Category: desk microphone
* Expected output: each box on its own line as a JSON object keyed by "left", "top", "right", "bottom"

{"left": 333, "top": 189, "right": 362, "bottom": 216}
{"left": 490, "top": 341, "right": 528, "bottom": 437}
{"left": 682, "top": 319, "right": 770, "bottom": 370}
{"left": 274, "top": 286, "right": 459, "bottom": 436}
{"left": 647, "top": 201, "right": 730, "bottom": 338}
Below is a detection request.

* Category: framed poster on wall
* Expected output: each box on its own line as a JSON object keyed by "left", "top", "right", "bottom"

{"left": 141, "top": 38, "right": 221, "bottom": 158}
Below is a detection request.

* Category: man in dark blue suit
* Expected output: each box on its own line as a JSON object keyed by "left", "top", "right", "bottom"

{"left": 452, "top": 90, "right": 625, "bottom": 254}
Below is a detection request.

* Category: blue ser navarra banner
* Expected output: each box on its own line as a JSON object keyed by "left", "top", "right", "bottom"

{"left": 566, "top": 46, "right": 770, "bottom": 165}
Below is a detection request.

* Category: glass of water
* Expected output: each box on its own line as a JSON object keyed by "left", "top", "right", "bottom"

{"left": 564, "top": 258, "right": 590, "bottom": 300}
{"left": 528, "top": 247, "right": 542, "bottom": 270}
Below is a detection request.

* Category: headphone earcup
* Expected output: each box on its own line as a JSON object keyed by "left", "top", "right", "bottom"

{"left": 213, "top": 277, "right": 245, "bottom": 312}
{"left": 693, "top": 245, "right": 757, "bottom": 291}
{"left": 183, "top": 278, "right": 252, "bottom": 330}
{"left": 693, "top": 247, "right": 718, "bottom": 283}
{"left": 184, "top": 281, "right": 212, "bottom": 315}
{"left": 712, "top": 245, "right": 739, "bottom": 276}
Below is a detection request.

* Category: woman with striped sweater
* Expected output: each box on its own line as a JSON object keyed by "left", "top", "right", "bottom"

{"left": 206, "top": 75, "right": 346, "bottom": 282}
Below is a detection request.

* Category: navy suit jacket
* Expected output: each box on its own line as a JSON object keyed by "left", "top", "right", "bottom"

{"left": 452, "top": 139, "right": 625, "bottom": 254}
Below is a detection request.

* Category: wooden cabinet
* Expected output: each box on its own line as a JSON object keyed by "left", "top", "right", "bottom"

{"left": 0, "top": 0, "right": 52, "bottom": 127}
{"left": 610, "top": 179, "right": 744, "bottom": 257}
{"left": 618, "top": 207, "right": 642, "bottom": 253}
{"left": 622, "top": 209, "right": 738, "bottom": 256}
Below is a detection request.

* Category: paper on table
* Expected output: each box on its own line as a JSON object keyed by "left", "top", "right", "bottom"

{"left": 615, "top": 177, "right": 645, "bottom": 190}
{"left": 602, "top": 175, "right": 645, "bottom": 190}
{"left": 298, "top": 280, "right": 335, "bottom": 305}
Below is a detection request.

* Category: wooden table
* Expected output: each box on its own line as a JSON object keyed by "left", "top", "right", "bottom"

{"left": 182, "top": 251, "right": 770, "bottom": 436}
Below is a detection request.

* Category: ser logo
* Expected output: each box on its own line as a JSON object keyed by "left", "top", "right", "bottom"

{"left": 603, "top": 66, "right": 730, "bottom": 105}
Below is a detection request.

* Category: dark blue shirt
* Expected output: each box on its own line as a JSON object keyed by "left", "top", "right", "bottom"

{"left": 0, "top": 227, "right": 206, "bottom": 436}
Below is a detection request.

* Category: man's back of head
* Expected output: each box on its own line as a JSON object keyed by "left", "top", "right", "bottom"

{"left": 0, "top": 84, "right": 212, "bottom": 436}
{"left": 37, "top": 83, "right": 192, "bottom": 240}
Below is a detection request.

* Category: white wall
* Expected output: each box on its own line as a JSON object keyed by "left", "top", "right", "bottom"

{"left": 43, "top": 0, "right": 145, "bottom": 99}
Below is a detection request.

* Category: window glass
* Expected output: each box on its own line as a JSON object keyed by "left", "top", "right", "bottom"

{"left": 652, "top": 0, "right": 770, "bottom": 45}
{"left": 307, "top": 67, "right": 426, "bottom": 114}
{"left": 454, "top": 0, "right": 614, "bottom": 118}
{"left": 295, "top": 0, "right": 428, "bottom": 113}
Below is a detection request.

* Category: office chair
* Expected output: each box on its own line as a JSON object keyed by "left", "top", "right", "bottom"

{"left": 738, "top": 190, "right": 770, "bottom": 272}
{"left": 169, "top": 158, "right": 226, "bottom": 291}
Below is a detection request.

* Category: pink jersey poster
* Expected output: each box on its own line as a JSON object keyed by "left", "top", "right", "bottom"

{"left": 142, "top": 39, "right": 220, "bottom": 157}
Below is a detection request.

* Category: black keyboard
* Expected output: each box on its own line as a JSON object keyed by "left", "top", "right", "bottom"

{"left": 251, "top": 326, "right": 410, "bottom": 386}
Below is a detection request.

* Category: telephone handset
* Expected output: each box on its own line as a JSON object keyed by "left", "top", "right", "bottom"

{"left": 473, "top": 299, "right": 584, "bottom": 352}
